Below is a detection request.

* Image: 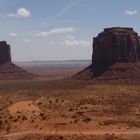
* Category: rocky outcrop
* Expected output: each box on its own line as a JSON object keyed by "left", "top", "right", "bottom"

{"left": 0, "top": 41, "right": 11, "bottom": 65}
{"left": 92, "top": 27, "right": 140, "bottom": 66}
{"left": 75, "top": 27, "right": 140, "bottom": 83}
{"left": 0, "top": 41, "right": 34, "bottom": 80}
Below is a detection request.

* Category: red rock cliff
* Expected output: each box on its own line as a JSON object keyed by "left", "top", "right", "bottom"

{"left": 92, "top": 27, "right": 140, "bottom": 66}
{"left": 0, "top": 41, "right": 34, "bottom": 80}
{"left": 75, "top": 27, "right": 140, "bottom": 82}
{"left": 0, "top": 41, "right": 11, "bottom": 65}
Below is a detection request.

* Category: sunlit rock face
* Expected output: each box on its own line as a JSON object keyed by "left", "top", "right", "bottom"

{"left": 92, "top": 27, "right": 140, "bottom": 66}
{"left": 0, "top": 41, "right": 11, "bottom": 65}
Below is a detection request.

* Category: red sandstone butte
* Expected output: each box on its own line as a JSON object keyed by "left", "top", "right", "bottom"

{"left": 75, "top": 27, "right": 140, "bottom": 83}
{"left": 0, "top": 41, "right": 11, "bottom": 65}
{"left": 0, "top": 41, "right": 34, "bottom": 80}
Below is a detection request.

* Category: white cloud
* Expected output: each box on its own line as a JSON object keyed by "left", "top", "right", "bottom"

{"left": 8, "top": 8, "right": 31, "bottom": 18}
{"left": 9, "top": 32, "right": 17, "bottom": 37}
{"left": 124, "top": 10, "right": 137, "bottom": 15}
{"left": 37, "top": 27, "right": 76, "bottom": 37}
{"left": 24, "top": 39, "right": 31, "bottom": 42}
{"left": 63, "top": 36, "right": 90, "bottom": 47}
{"left": 66, "top": 36, "right": 75, "bottom": 40}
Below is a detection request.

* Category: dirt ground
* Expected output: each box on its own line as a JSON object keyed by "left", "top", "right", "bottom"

{"left": 0, "top": 62, "right": 139, "bottom": 140}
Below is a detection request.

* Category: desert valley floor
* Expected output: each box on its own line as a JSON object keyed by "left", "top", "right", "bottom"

{"left": 0, "top": 61, "right": 139, "bottom": 140}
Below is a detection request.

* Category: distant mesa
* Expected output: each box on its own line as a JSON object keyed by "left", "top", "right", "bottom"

{"left": 0, "top": 41, "right": 34, "bottom": 80}
{"left": 75, "top": 27, "right": 140, "bottom": 82}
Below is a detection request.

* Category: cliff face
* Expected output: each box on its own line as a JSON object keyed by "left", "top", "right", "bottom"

{"left": 0, "top": 41, "right": 34, "bottom": 80}
{"left": 75, "top": 27, "right": 140, "bottom": 83}
{"left": 0, "top": 41, "right": 11, "bottom": 65}
{"left": 92, "top": 27, "right": 140, "bottom": 66}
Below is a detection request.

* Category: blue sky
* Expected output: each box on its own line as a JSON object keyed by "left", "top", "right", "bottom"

{"left": 0, "top": 0, "right": 140, "bottom": 61}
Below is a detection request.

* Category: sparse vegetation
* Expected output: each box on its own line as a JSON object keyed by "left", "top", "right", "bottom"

{"left": 83, "top": 116, "right": 92, "bottom": 123}
{"left": 0, "top": 77, "right": 139, "bottom": 139}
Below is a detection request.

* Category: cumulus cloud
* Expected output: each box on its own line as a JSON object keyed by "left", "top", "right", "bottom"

{"left": 63, "top": 36, "right": 90, "bottom": 47}
{"left": 8, "top": 8, "right": 31, "bottom": 18}
{"left": 9, "top": 32, "right": 17, "bottom": 37}
{"left": 124, "top": 10, "right": 137, "bottom": 15}
{"left": 37, "top": 27, "right": 76, "bottom": 37}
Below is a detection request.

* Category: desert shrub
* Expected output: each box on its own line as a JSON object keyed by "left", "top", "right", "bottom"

{"left": 83, "top": 117, "right": 92, "bottom": 123}
{"left": 22, "top": 115, "right": 28, "bottom": 121}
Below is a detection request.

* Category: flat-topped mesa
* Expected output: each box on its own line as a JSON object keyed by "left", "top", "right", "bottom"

{"left": 92, "top": 27, "right": 140, "bottom": 66}
{"left": 0, "top": 41, "right": 11, "bottom": 65}
{"left": 74, "top": 27, "right": 140, "bottom": 81}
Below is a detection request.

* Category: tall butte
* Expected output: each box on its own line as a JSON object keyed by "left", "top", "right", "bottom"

{"left": 75, "top": 27, "right": 140, "bottom": 82}
{"left": 0, "top": 41, "right": 34, "bottom": 80}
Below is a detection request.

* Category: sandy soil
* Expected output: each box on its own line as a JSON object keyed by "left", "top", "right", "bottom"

{"left": 0, "top": 62, "right": 139, "bottom": 140}
{"left": 8, "top": 101, "right": 41, "bottom": 114}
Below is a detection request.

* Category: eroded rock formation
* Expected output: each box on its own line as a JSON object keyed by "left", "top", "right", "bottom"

{"left": 91, "top": 27, "right": 140, "bottom": 77}
{"left": 92, "top": 27, "right": 140, "bottom": 65}
{"left": 0, "top": 41, "right": 34, "bottom": 80}
{"left": 0, "top": 41, "right": 11, "bottom": 65}
{"left": 75, "top": 27, "right": 140, "bottom": 82}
